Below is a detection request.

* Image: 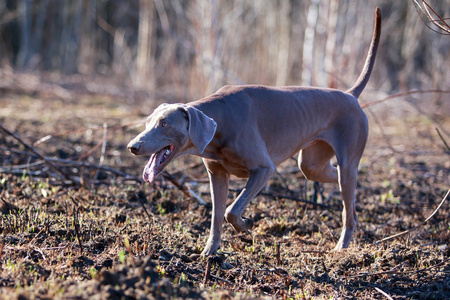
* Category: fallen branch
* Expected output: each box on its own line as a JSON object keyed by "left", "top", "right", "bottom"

{"left": 375, "top": 189, "right": 449, "bottom": 245}
{"left": 0, "top": 122, "right": 77, "bottom": 184}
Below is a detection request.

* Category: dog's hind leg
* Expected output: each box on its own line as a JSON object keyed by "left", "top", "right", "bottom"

{"left": 298, "top": 140, "right": 338, "bottom": 184}
{"left": 334, "top": 163, "right": 359, "bottom": 250}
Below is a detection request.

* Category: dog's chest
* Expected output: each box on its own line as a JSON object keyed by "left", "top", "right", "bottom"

{"left": 204, "top": 145, "right": 250, "bottom": 178}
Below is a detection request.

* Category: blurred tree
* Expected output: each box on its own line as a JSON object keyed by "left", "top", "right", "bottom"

{"left": 0, "top": 0, "right": 448, "bottom": 108}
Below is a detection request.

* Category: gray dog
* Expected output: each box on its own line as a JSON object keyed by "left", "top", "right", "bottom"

{"left": 128, "top": 8, "right": 381, "bottom": 255}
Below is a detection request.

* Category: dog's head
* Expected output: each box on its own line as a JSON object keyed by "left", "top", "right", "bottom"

{"left": 127, "top": 104, "right": 217, "bottom": 183}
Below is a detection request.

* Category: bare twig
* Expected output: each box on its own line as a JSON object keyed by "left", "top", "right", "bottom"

{"left": 32, "top": 247, "right": 46, "bottom": 261}
{"left": 0, "top": 122, "right": 76, "bottom": 184}
{"left": 412, "top": 0, "right": 450, "bottom": 35}
{"left": 33, "top": 127, "right": 93, "bottom": 146}
{"left": 376, "top": 189, "right": 449, "bottom": 245}
{"left": 162, "top": 171, "right": 206, "bottom": 205}
{"left": 70, "top": 194, "right": 83, "bottom": 255}
{"left": 94, "top": 122, "right": 108, "bottom": 180}
{"left": 299, "top": 277, "right": 309, "bottom": 300}
{"left": 135, "top": 192, "right": 153, "bottom": 221}
{"left": 203, "top": 259, "right": 211, "bottom": 285}
{"left": 361, "top": 90, "right": 450, "bottom": 109}
{"left": 436, "top": 128, "right": 450, "bottom": 152}
{"left": 374, "top": 287, "right": 394, "bottom": 300}
{"left": 28, "top": 227, "right": 46, "bottom": 246}
{"left": 209, "top": 274, "right": 233, "bottom": 284}
{"left": 411, "top": 257, "right": 450, "bottom": 275}
{"left": 275, "top": 242, "right": 281, "bottom": 265}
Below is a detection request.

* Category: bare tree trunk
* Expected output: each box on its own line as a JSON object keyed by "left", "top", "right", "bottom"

{"left": 136, "top": 0, "right": 155, "bottom": 89}
{"left": 275, "top": 0, "right": 291, "bottom": 86}
{"left": 301, "top": 0, "right": 320, "bottom": 86}
{"left": 32, "top": 0, "right": 49, "bottom": 63}
{"left": 67, "top": 0, "right": 83, "bottom": 74}
{"left": 325, "top": 0, "right": 338, "bottom": 88}
{"left": 17, "top": 0, "right": 31, "bottom": 69}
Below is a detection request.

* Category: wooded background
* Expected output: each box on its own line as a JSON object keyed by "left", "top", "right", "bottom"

{"left": 0, "top": 0, "right": 448, "bottom": 108}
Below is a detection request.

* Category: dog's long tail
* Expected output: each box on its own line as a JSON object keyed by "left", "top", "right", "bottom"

{"left": 347, "top": 7, "right": 382, "bottom": 99}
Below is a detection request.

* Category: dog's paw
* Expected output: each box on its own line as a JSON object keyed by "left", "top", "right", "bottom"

{"left": 201, "top": 243, "right": 220, "bottom": 257}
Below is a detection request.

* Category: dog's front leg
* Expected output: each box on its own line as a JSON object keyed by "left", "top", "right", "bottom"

{"left": 225, "top": 165, "right": 275, "bottom": 232}
{"left": 201, "top": 160, "right": 230, "bottom": 256}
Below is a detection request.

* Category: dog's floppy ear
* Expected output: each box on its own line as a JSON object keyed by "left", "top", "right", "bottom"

{"left": 183, "top": 106, "right": 217, "bottom": 154}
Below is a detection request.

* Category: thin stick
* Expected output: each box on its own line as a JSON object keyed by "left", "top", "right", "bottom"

{"left": 376, "top": 189, "right": 449, "bottom": 244}
{"left": 94, "top": 122, "right": 108, "bottom": 180}
{"left": 436, "top": 127, "right": 450, "bottom": 152}
{"left": 69, "top": 194, "right": 84, "bottom": 255}
{"left": 162, "top": 171, "right": 206, "bottom": 205}
{"left": 299, "top": 278, "right": 309, "bottom": 300}
{"left": 275, "top": 242, "right": 281, "bottom": 266}
{"left": 203, "top": 259, "right": 211, "bottom": 285}
{"left": 32, "top": 247, "right": 46, "bottom": 261}
{"left": 412, "top": 0, "right": 450, "bottom": 35}
{"left": 374, "top": 287, "right": 394, "bottom": 300}
{"left": 72, "top": 206, "right": 83, "bottom": 255}
{"left": 135, "top": 192, "right": 153, "bottom": 221}
{"left": 0, "top": 122, "right": 76, "bottom": 184}
{"left": 421, "top": 0, "right": 450, "bottom": 34}
{"left": 28, "top": 227, "right": 46, "bottom": 246}
{"left": 361, "top": 89, "right": 450, "bottom": 109}
{"left": 410, "top": 257, "right": 450, "bottom": 275}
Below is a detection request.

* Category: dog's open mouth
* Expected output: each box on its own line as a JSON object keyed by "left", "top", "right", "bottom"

{"left": 143, "top": 145, "right": 174, "bottom": 183}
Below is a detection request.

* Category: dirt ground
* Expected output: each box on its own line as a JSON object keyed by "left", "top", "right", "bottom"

{"left": 0, "top": 92, "right": 449, "bottom": 299}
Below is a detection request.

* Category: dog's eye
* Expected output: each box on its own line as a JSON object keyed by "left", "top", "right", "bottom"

{"left": 161, "top": 121, "right": 168, "bottom": 127}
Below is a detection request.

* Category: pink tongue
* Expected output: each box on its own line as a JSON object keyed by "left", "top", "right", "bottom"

{"left": 142, "top": 150, "right": 165, "bottom": 183}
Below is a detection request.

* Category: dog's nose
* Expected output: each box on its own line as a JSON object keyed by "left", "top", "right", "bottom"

{"left": 128, "top": 142, "right": 140, "bottom": 155}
